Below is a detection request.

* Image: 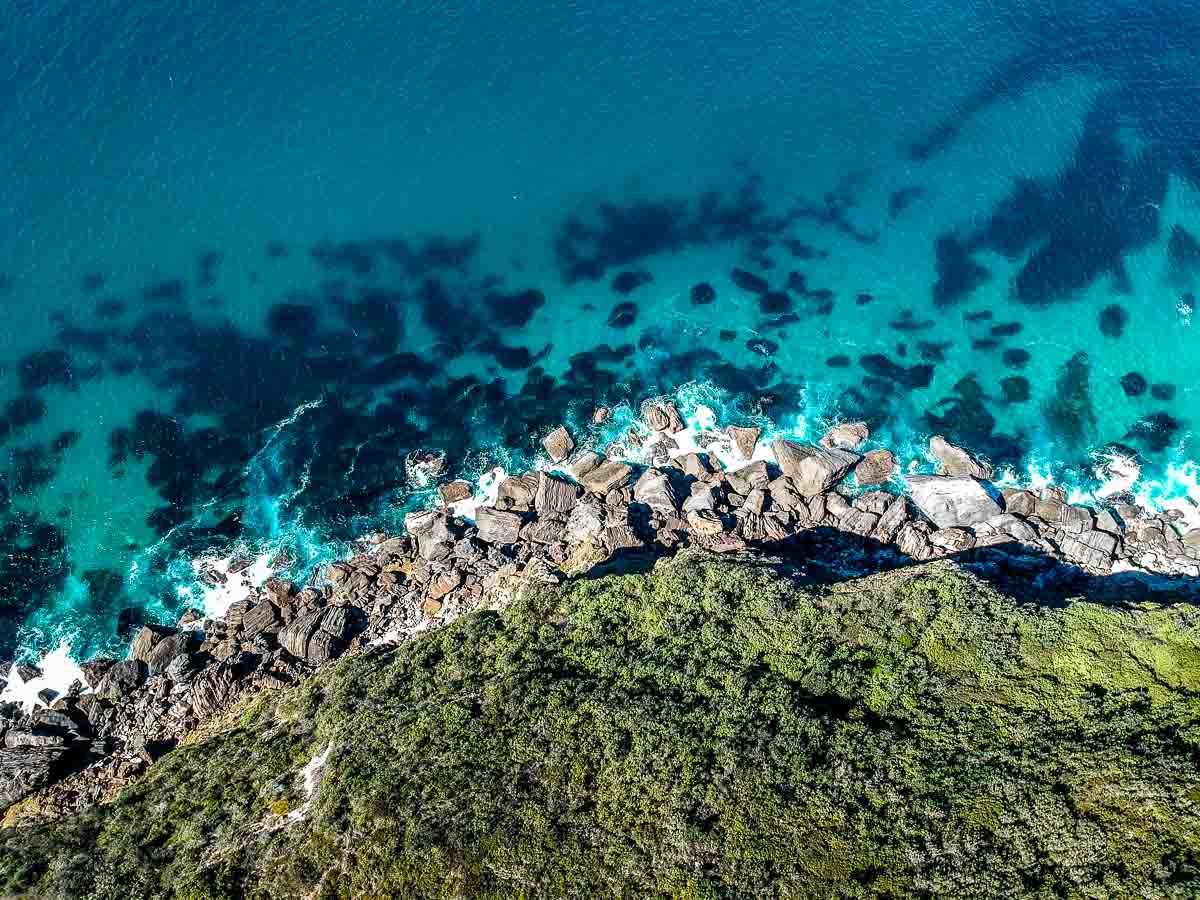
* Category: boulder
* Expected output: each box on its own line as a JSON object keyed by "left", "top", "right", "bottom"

{"left": 496, "top": 474, "right": 537, "bottom": 512}
{"left": 569, "top": 451, "right": 603, "bottom": 479}
{"left": 535, "top": 473, "right": 579, "bottom": 515}
{"left": 93, "top": 659, "right": 146, "bottom": 702}
{"left": 542, "top": 426, "right": 575, "bottom": 463}
{"left": 683, "top": 482, "right": 720, "bottom": 513}
{"left": 855, "top": 449, "right": 895, "bottom": 486}
{"left": 687, "top": 509, "right": 726, "bottom": 536}
{"left": 1002, "top": 489, "right": 1036, "bottom": 517}
{"left": 279, "top": 606, "right": 363, "bottom": 666}
{"left": 0, "top": 746, "right": 67, "bottom": 809}
{"left": 129, "top": 625, "right": 175, "bottom": 666}
{"left": 727, "top": 425, "right": 761, "bottom": 460}
{"left": 907, "top": 475, "right": 1002, "bottom": 529}
{"left": 240, "top": 600, "right": 280, "bottom": 641}
{"left": 841, "top": 509, "right": 879, "bottom": 536}
{"left": 475, "top": 507, "right": 523, "bottom": 545}
{"left": 579, "top": 460, "right": 633, "bottom": 495}
{"left": 929, "top": 528, "right": 975, "bottom": 553}
{"left": 772, "top": 440, "right": 860, "bottom": 497}
{"left": 820, "top": 422, "right": 870, "bottom": 451}
{"left": 727, "top": 461, "right": 770, "bottom": 495}
{"left": 634, "top": 468, "right": 680, "bottom": 516}
{"left": 439, "top": 480, "right": 473, "bottom": 505}
{"left": 929, "top": 436, "right": 993, "bottom": 479}
{"left": 767, "top": 478, "right": 806, "bottom": 514}
{"left": 873, "top": 496, "right": 910, "bottom": 543}
{"left": 565, "top": 503, "right": 605, "bottom": 544}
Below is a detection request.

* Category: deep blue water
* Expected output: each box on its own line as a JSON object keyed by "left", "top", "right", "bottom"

{"left": 2, "top": 0, "right": 1200, "bottom": 667}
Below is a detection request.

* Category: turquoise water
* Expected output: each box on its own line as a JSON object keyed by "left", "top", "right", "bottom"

{"left": 2, "top": 0, "right": 1199, "bottom": 666}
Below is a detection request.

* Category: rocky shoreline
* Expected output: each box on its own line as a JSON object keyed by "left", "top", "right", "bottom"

{"left": 3, "top": 399, "right": 1199, "bottom": 823}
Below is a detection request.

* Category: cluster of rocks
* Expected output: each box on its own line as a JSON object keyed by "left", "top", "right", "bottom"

{"left": 4, "top": 400, "right": 1199, "bottom": 821}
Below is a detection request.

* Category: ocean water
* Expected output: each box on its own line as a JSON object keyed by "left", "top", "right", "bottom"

{"left": 2, "top": 0, "right": 1200, "bottom": 674}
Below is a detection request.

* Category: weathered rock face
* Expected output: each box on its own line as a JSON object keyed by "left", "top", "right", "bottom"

{"left": 475, "top": 507, "right": 523, "bottom": 545}
{"left": 820, "top": 422, "right": 870, "bottom": 451}
{"left": 907, "top": 475, "right": 1003, "bottom": 528}
{"left": 772, "top": 440, "right": 860, "bottom": 497}
{"left": 727, "top": 425, "right": 761, "bottom": 460}
{"left": 279, "top": 606, "right": 365, "bottom": 667}
{"left": 542, "top": 426, "right": 575, "bottom": 463}
{"left": 497, "top": 474, "right": 537, "bottom": 512}
{"left": 579, "top": 460, "right": 633, "bottom": 496}
{"left": 439, "top": 480, "right": 472, "bottom": 505}
{"left": 855, "top": 449, "right": 895, "bottom": 486}
{"left": 929, "top": 436, "right": 993, "bottom": 479}
{"left": 535, "top": 473, "right": 579, "bottom": 515}
{"left": 633, "top": 468, "right": 680, "bottom": 516}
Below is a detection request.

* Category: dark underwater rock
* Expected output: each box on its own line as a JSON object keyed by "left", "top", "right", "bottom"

{"left": 690, "top": 282, "right": 716, "bottom": 305}
{"left": 1099, "top": 304, "right": 1128, "bottom": 338}
{"left": 610, "top": 270, "right": 653, "bottom": 296}
{"left": 730, "top": 268, "right": 769, "bottom": 294}
{"left": 1120, "top": 371, "right": 1148, "bottom": 397}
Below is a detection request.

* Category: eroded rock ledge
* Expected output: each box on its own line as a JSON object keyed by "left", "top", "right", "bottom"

{"left": 3, "top": 405, "right": 1198, "bottom": 822}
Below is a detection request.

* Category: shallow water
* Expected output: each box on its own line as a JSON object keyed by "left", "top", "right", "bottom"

{"left": 2, "top": 0, "right": 1199, "bottom": 670}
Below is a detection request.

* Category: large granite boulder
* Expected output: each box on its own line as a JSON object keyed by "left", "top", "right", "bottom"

{"left": 855, "top": 449, "right": 896, "bottom": 486}
{"left": 907, "top": 475, "right": 1002, "bottom": 528}
{"left": 771, "top": 440, "right": 860, "bottom": 497}
{"left": 634, "top": 468, "right": 680, "bottom": 516}
{"left": 279, "top": 606, "right": 364, "bottom": 667}
{"left": 475, "top": 507, "right": 523, "bottom": 545}
{"left": 542, "top": 426, "right": 574, "bottom": 463}
{"left": 820, "top": 422, "right": 870, "bottom": 451}
{"left": 579, "top": 460, "right": 633, "bottom": 495}
{"left": 929, "top": 436, "right": 993, "bottom": 479}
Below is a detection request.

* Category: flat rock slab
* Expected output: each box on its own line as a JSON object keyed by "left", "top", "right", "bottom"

{"left": 579, "top": 460, "right": 633, "bottom": 495}
{"left": 907, "top": 475, "right": 1002, "bottom": 529}
{"left": 772, "top": 440, "right": 860, "bottom": 496}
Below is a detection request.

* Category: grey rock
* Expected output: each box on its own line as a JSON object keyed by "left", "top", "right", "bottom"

{"left": 1002, "top": 489, "right": 1037, "bottom": 518}
{"left": 475, "top": 507, "right": 524, "bottom": 545}
{"left": 687, "top": 509, "right": 726, "bottom": 535}
{"left": 929, "top": 527, "right": 975, "bottom": 553}
{"left": 767, "top": 478, "right": 806, "bottom": 514}
{"left": 566, "top": 502, "right": 605, "bottom": 543}
{"left": 930, "top": 435, "right": 993, "bottom": 479}
{"left": 569, "top": 451, "right": 604, "bottom": 479}
{"left": 727, "top": 460, "right": 770, "bottom": 495}
{"left": 841, "top": 509, "right": 879, "bottom": 536}
{"left": 580, "top": 460, "right": 634, "bottom": 495}
{"left": 535, "top": 473, "right": 579, "bottom": 515}
{"left": 772, "top": 440, "right": 860, "bottom": 496}
{"left": 873, "top": 496, "right": 910, "bottom": 543}
{"left": 542, "top": 426, "right": 575, "bottom": 463}
{"left": 825, "top": 492, "right": 851, "bottom": 519}
{"left": 94, "top": 659, "right": 146, "bottom": 702}
{"left": 854, "top": 449, "right": 895, "bottom": 486}
{"left": 634, "top": 468, "right": 680, "bottom": 516}
{"left": 820, "top": 422, "right": 870, "bottom": 450}
{"left": 496, "top": 474, "right": 537, "bottom": 512}
{"left": 907, "top": 475, "right": 1002, "bottom": 528}
{"left": 129, "top": 625, "right": 175, "bottom": 666}
{"left": 854, "top": 491, "right": 893, "bottom": 515}
{"left": 727, "top": 425, "right": 761, "bottom": 460}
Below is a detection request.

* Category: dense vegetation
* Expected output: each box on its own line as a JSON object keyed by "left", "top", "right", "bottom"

{"left": 3, "top": 551, "right": 1200, "bottom": 899}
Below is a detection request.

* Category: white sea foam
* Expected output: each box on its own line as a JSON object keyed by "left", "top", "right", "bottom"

{"left": 0, "top": 640, "right": 90, "bottom": 712}
{"left": 186, "top": 552, "right": 276, "bottom": 620}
